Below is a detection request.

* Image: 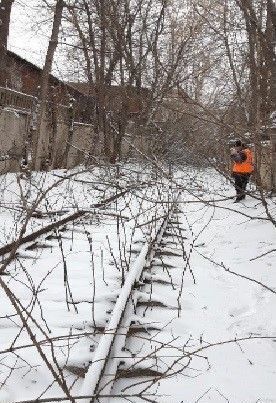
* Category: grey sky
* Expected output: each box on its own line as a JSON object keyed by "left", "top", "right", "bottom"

{"left": 8, "top": 0, "right": 82, "bottom": 81}
{"left": 9, "top": 1, "right": 52, "bottom": 68}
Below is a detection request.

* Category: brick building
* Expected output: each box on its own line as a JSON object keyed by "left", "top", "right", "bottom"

{"left": 68, "top": 82, "right": 150, "bottom": 120}
{"left": 3, "top": 50, "right": 90, "bottom": 122}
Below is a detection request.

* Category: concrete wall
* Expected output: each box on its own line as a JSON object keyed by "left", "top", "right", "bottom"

{"left": 0, "top": 108, "right": 29, "bottom": 173}
{"left": 0, "top": 105, "right": 275, "bottom": 186}
{"left": 0, "top": 87, "right": 152, "bottom": 171}
{"left": 0, "top": 107, "right": 98, "bottom": 172}
{"left": 1, "top": 87, "right": 273, "bottom": 181}
{"left": 121, "top": 122, "right": 151, "bottom": 159}
{"left": 0, "top": 86, "right": 100, "bottom": 172}
{"left": 67, "top": 122, "right": 97, "bottom": 168}
{"left": 49, "top": 121, "right": 70, "bottom": 169}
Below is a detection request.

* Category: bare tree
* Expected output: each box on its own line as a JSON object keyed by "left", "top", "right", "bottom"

{"left": 0, "top": 0, "right": 15, "bottom": 86}
{"left": 61, "top": 0, "right": 203, "bottom": 163}
{"left": 33, "top": 0, "right": 64, "bottom": 171}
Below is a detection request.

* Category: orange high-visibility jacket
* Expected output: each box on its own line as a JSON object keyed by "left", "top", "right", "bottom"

{"left": 232, "top": 148, "right": 254, "bottom": 174}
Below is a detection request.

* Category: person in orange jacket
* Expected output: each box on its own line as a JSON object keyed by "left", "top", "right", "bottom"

{"left": 230, "top": 140, "right": 254, "bottom": 202}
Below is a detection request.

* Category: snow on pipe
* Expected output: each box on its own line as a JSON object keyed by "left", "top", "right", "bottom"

{"left": 79, "top": 202, "right": 175, "bottom": 402}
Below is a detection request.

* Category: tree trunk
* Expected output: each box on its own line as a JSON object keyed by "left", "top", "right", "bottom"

{"left": 33, "top": 0, "right": 64, "bottom": 171}
{"left": 62, "top": 100, "right": 75, "bottom": 168}
{"left": 0, "top": 0, "right": 14, "bottom": 87}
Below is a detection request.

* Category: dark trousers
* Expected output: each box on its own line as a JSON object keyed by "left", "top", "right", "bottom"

{"left": 233, "top": 173, "right": 250, "bottom": 197}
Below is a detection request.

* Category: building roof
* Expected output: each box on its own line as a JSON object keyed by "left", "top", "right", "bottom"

{"left": 6, "top": 50, "right": 86, "bottom": 99}
{"left": 7, "top": 50, "right": 42, "bottom": 73}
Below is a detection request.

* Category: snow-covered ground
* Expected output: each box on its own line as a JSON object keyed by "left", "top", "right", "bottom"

{"left": 0, "top": 165, "right": 275, "bottom": 403}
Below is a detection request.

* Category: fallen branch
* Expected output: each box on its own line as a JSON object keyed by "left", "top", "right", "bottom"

{"left": 196, "top": 250, "right": 276, "bottom": 295}
{"left": 250, "top": 248, "right": 276, "bottom": 261}
{"left": 0, "top": 189, "right": 129, "bottom": 260}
